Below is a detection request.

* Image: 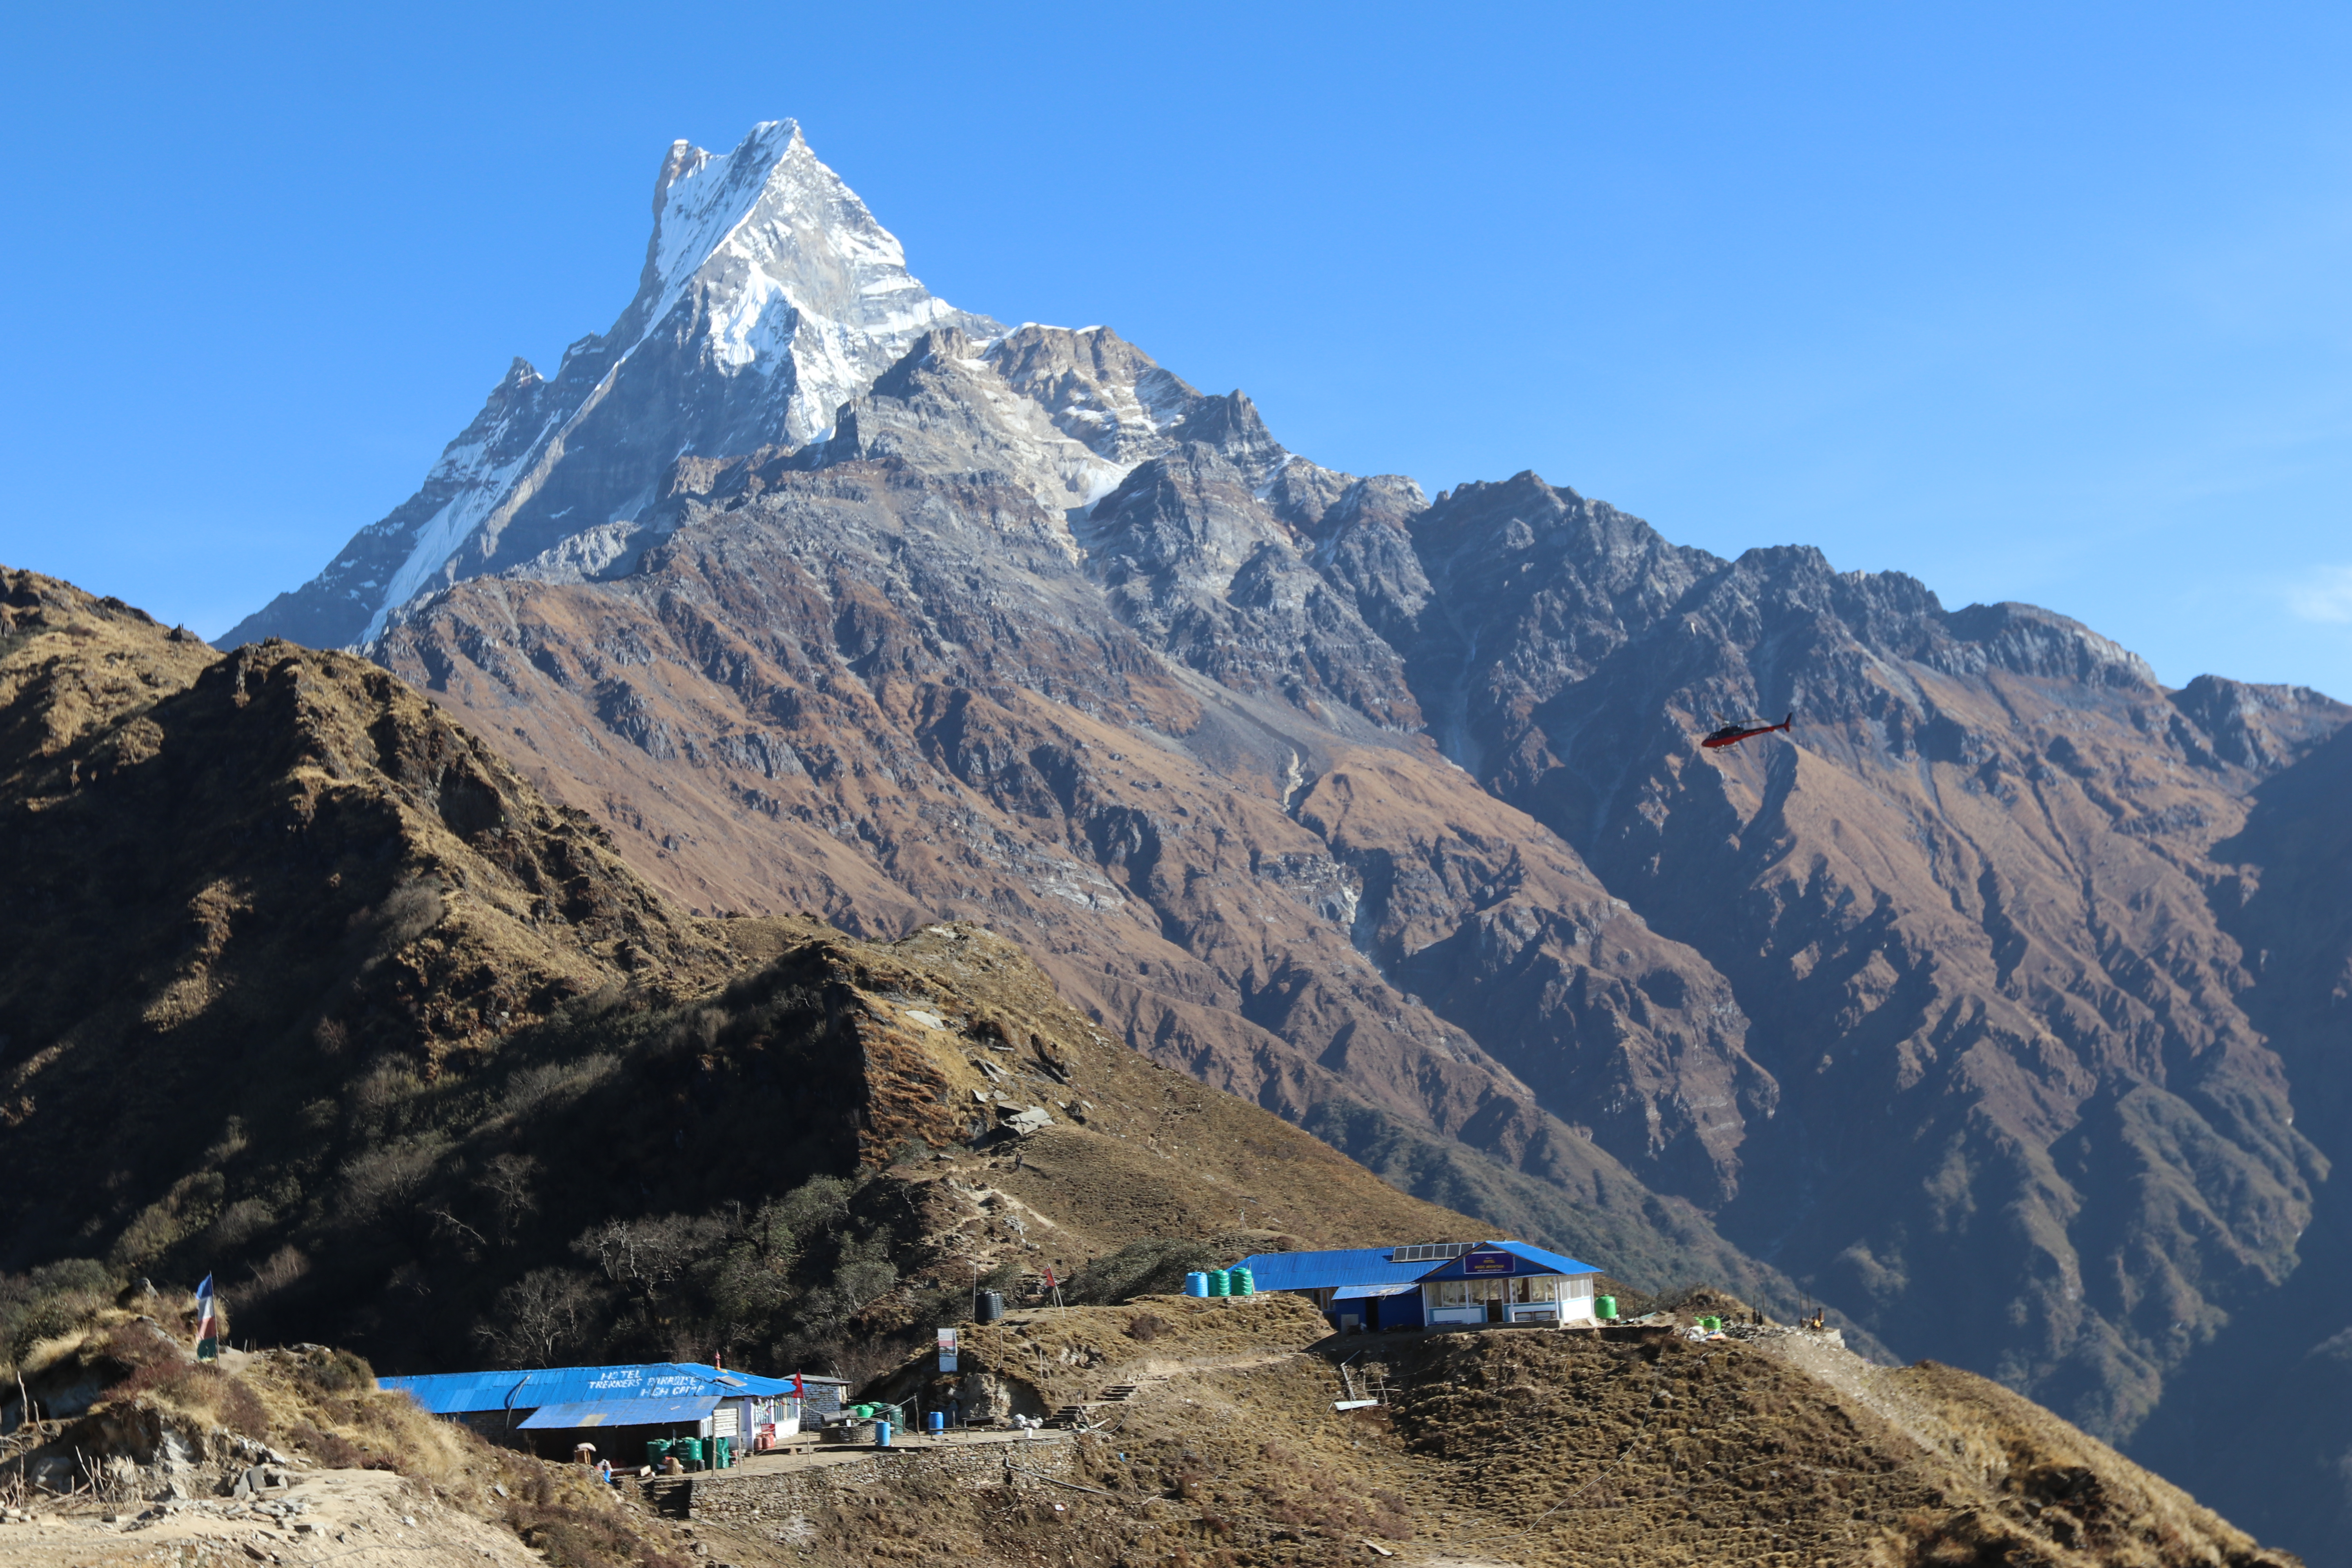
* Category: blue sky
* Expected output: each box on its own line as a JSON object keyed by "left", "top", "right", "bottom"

{"left": 4, "top": 2, "right": 2348, "bottom": 695}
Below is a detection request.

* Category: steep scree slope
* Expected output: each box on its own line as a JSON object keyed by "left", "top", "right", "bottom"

{"left": 2121, "top": 720, "right": 2352, "bottom": 1557}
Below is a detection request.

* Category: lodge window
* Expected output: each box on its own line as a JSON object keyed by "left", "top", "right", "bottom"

{"left": 1437, "top": 1278, "right": 1579, "bottom": 1308}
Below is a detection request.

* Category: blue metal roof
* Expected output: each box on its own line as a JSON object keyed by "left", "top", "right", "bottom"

{"left": 379, "top": 1371, "right": 541, "bottom": 1416}
{"left": 379, "top": 1361, "right": 813, "bottom": 1415}
{"left": 1414, "top": 1240, "right": 1599, "bottom": 1280}
{"left": 670, "top": 1362, "right": 807, "bottom": 1398}
{"left": 1228, "top": 1247, "right": 1440, "bottom": 1293}
{"left": 517, "top": 1396, "right": 719, "bottom": 1430}
{"left": 1331, "top": 1282, "right": 1417, "bottom": 1300}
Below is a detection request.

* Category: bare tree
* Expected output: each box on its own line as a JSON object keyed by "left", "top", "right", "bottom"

{"left": 473, "top": 1269, "right": 606, "bottom": 1368}
{"left": 572, "top": 1214, "right": 721, "bottom": 1312}
{"left": 473, "top": 1153, "right": 541, "bottom": 1244}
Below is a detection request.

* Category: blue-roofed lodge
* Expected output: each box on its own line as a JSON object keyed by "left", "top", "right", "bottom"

{"left": 376, "top": 1362, "right": 851, "bottom": 1464}
{"left": 1225, "top": 1240, "right": 1603, "bottom": 1333}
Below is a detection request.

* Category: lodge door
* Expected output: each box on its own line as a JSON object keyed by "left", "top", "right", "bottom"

{"left": 1486, "top": 1296, "right": 1505, "bottom": 1324}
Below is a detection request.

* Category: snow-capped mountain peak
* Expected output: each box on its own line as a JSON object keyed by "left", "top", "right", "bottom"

{"left": 223, "top": 122, "right": 994, "bottom": 651}
{"left": 624, "top": 119, "right": 961, "bottom": 410}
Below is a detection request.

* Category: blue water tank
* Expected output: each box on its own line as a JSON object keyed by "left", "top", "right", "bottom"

{"left": 875, "top": 1420, "right": 893, "bottom": 1448}
{"left": 927, "top": 1411, "right": 945, "bottom": 1434}
{"left": 1184, "top": 1271, "right": 1210, "bottom": 1297}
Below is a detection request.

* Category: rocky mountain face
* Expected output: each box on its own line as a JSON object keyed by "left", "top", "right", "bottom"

{"left": 370, "top": 436, "right": 1806, "bottom": 1313}
{"left": 1391, "top": 478, "right": 2350, "bottom": 1427}
{"left": 368, "top": 326, "right": 1829, "bottom": 1301}
{"left": 224, "top": 124, "right": 2352, "bottom": 1560}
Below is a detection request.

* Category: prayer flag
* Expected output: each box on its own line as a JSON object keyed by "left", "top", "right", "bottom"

{"left": 194, "top": 1274, "right": 219, "bottom": 1362}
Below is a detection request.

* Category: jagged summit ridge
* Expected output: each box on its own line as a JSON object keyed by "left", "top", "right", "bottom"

{"left": 222, "top": 120, "right": 995, "bottom": 652}
{"left": 628, "top": 121, "right": 975, "bottom": 416}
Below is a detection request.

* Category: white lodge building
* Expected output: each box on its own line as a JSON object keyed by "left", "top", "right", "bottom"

{"left": 1415, "top": 1241, "right": 1602, "bottom": 1327}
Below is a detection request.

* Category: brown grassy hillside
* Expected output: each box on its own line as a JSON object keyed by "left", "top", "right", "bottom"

{"left": 712, "top": 1293, "right": 2296, "bottom": 1568}
{"left": 0, "top": 566, "right": 728, "bottom": 1283}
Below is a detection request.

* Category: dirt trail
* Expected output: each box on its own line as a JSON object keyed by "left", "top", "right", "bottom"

{"left": 0, "top": 1466, "right": 546, "bottom": 1568}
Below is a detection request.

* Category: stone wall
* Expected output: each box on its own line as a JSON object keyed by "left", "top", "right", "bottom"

{"left": 680, "top": 1436, "right": 1076, "bottom": 1534}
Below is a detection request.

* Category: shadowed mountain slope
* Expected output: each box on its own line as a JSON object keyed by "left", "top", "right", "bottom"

{"left": 2118, "top": 722, "right": 2352, "bottom": 1555}
{"left": 0, "top": 565, "right": 730, "bottom": 1285}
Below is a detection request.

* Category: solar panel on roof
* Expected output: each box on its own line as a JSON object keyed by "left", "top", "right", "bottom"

{"left": 1390, "top": 1243, "right": 1472, "bottom": 1263}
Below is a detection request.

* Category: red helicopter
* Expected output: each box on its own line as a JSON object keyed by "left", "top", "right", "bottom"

{"left": 1700, "top": 711, "right": 1794, "bottom": 750}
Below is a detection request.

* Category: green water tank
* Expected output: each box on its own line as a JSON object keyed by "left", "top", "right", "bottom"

{"left": 1230, "top": 1267, "right": 1254, "bottom": 1297}
{"left": 1594, "top": 1295, "right": 1617, "bottom": 1321}
{"left": 1209, "top": 1270, "right": 1231, "bottom": 1297}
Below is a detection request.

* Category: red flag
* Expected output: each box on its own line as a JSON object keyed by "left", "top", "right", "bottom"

{"left": 1043, "top": 1266, "right": 1058, "bottom": 1290}
{"left": 790, "top": 1372, "right": 805, "bottom": 1400}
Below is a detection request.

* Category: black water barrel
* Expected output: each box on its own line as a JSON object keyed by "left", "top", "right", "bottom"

{"left": 976, "top": 1290, "right": 1005, "bottom": 1323}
